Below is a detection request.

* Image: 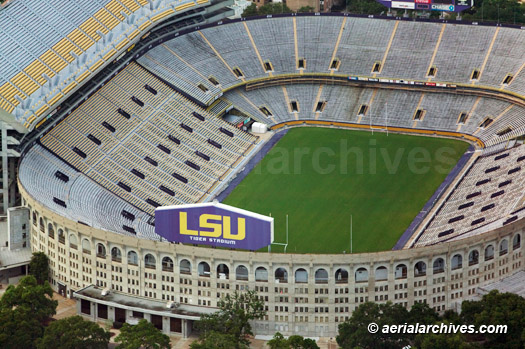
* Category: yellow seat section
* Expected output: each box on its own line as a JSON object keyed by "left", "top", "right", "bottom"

{"left": 94, "top": 8, "right": 119, "bottom": 31}
{"left": 106, "top": 0, "right": 129, "bottom": 20}
{"left": 11, "top": 72, "right": 39, "bottom": 97}
{"left": 68, "top": 28, "right": 93, "bottom": 51}
{"left": 0, "top": 83, "right": 22, "bottom": 105}
{"left": 120, "top": 0, "right": 140, "bottom": 12}
{"left": 52, "top": 38, "right": 82, "bottom": 63}
{"left": 24, "top": 60, "right": 54, "bottom": 85}
{"left": 79, "top": 17, "right": 104, "bottom": 41}
{"left": 151, "top": 9, "right": 174, "bottom": 22}
{"left": 0, "top": 98, "right": 14, "bottom": 113}
{"left": 137, "top": 0, "right": 148, "bottom": 5}
{"left": 40, "top": 50, "right": 67, "bottom": 73}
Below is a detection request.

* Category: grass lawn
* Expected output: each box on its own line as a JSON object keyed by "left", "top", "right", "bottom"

{"left": 223, "top": 127, "right": 469, "bottom": 254}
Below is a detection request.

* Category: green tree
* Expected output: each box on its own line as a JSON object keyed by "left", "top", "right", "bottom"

{"left": 461, "top": 0, "right": 525, "bottom": 25}
{"left": 115, "top": 319, "right": 170, "bottom": 349}
{"left": 29, "top": 251, "right": 50, "bottom": 285}
{"left": 241, "top": 3, "right": 258, "bottom": 17}
{"left": 267, "top": 332, "right": 320, "bottom": 349}
{"left": 190, "top": 330, "right": 238, "bottom": 349}
{"left": 36, "top": 315, "right": 110, "bottom": 349}
{"left": 408, "top": 302, "right": 439, "bottom": 326}
{"left": 257, "top": 3, "right": 292, "bottom": 15}
{"left": 336, "top": 301, "right": 410, "bottom": 349}
{"left": 192, "top": 290, "right": 266, "bottom": 349}
{"left": 0, "top": 275, "right": 57, "bottom": 324}
{"left": 0, "top": 307, "right": 43, "bottom": 349}
{"left": 415, "top": 329, "right": 477, "bottom": 349}
{"left": 461, "top": 290, "right": 525, "bottom": 349}
{"left": 297, "top": 6, "right": 315, "bottom": 12}
{"left": 346, "top": 0, "right": 388, "bottom": 15}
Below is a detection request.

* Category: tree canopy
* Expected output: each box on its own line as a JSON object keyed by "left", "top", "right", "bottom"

{"left": 29, "top": 252, "right": 50, "bottom": 285}
{"left": 268, "top": 332, "right": 320, "bottom": 349}
{"left": 191, "top": 290, "right": 266, "bottom": 349}
{"left": 36, "top": 315, "right": 110, "bottom": 349}
{"left": 115, "top": 319, "right": 170, "bottom": 349}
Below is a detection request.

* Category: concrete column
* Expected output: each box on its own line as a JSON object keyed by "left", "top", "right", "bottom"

{"left": 1, "top": 122, "right": 8, "bottom": 214}
{"left": 162, "top": 316, "right": 170, "bottom": 335}
{"left": 91, "top": 301, "right": 97, "bottom": 321}
{"left": 143, "top": 313, "right": 151, "bottom": 322}
{"left": 109, "top": 307, "right": 115, "bottom": 322}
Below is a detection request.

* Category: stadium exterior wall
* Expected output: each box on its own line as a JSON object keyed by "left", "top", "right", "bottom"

{"left": 20, "top": 182, "right": 525, "bottom": 338}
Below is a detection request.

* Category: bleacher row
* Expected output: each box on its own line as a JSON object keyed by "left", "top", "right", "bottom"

{"left": 19, "top": 144, "right": 157, "bottom": 239}
{"left": 138, "top": 17, "right": 525, "bottom": 109}
{"left": 220, "top": 84, "right": 525, "bottom": 145}
{"left": 415, "top": 145, "right": 525, "bottom": 247}
{"left": 0, "top": 0, "right": 203, "bottom": 126}
{"left": 38, "top": 63, "right": 257, "bottom": 217}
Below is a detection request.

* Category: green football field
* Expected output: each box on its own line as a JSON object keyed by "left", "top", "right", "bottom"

{"left": 223, "top": 127, "right": 469, "bottom": 254}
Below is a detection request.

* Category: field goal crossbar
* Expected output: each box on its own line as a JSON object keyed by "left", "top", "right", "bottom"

{"left": 369, "top": 102, "right": 389, "bottom": 136}
{"left": 268, "top": 215, "right": 289, "bottom": 253}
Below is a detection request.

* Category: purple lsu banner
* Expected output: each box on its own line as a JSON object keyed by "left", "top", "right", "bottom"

{"left": 155, "top": 202, "right": 274, "bottom": 250}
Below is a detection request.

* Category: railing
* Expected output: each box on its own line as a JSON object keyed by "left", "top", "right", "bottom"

{"left": 96, "top": 253, "right": 106, "bottom": 259}
{"left": 112, "top": 256, "right": 122, "bottom": 263}
{"left": 179, "top": 268, "right": 191, "bottom": 275}
{"left": 335, "top": 278, "right": 348, "bottom": 284}
{"left": 145, "top": 264, "right": 156, "bottom": 270}
{"left": 58, "top": 236, "right": 65, "bottom": 244}
{"left": 162, "top": 266, "right": 174, "bottom": 272}
{"left": 469, "top": 259, "right": 478, "bottom": 266}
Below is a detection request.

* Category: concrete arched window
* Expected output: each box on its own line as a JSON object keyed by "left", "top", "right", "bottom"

{"left": 355, "top": 267, "right": 368, "bottom": 283}
{"left": 375, "top": 266, "right": 388, "bottom": 281}
{"left": 295, "top": 268, "right": 308, "bottom": 284}
{"left": 255, "top": 267, "right": 268, "bottom": 282}
{"left": 414, "top": 261, "right": 426, "bottom": 277}
{"left": 275, "top": 268, "right": 288, "bottom": 283}
{"left": 48, "top": 223, "right": 54, "bottom": 239}
{"left": 315, "top": 268, "right": 328, "bottom": 284}
{"left": 96, "top": 243, "right": 106, "bottom": 258}
{"left": 395, "top": 264, "right": 407, "bottom": 279}
{"left": 127, "top": 251, "right": 138, "bottom": 265}
{"left": 433, "top": 258, "right": 444, "bottom": 274}
{"left": 468, "top": 250, "right": 479, "bottom": 266}
{"left": 217, "top": 264, "right": 229, "bottom": 279}
{"left": 451, "top": 254, "right": 462, "bottom": 270}
{"left": 513, "top": 234, "right": 521, "bottom": 250}
{"left": 499, "top": 239, "right": 508, "bottom": 256}
{"left": 111, "top": 247, "right": 122, "bottom": 262}
{"left": 162, "top": 257, "right": 174, "bottom": 272}
{"left": 180, "top": 259, "right": 192, "bottom": 275}
{"left": 335, "top": 268, "right": 348, "bottom": 283}
{"left": 236, "top": 265, "right": 249, "bottom": 281}
{"left": 198, "top": 262, "right": 210, "bottom": 277}
{"left": 144, "top": 254, "right": 156, "bottom": 269}
{"left": 485, "top": 245, "right": 494, "bottom": 261}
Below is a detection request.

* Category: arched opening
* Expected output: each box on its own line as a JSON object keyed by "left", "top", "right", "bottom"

{"left": 47, "top": 223, "right": 54, "bottom": 239}
{"left": 81, "top": 239, "right": 91, "bottom": 254}
{"left": 355, "top": 267, "right": 368, "bottom": 283}
{"left": 39, "top": 218, "right": 44, "bottom": 232}
{"left": 395, "top": 264, "right": 407, "bottom": 279}
{"left": 499, "top": 239, "right": 508, "bottom": 256}
{"left": 217, "top": 264, "right": 229, "bottom": 279}
{"left": 414, "top": 261, "right": 426, "bottom": 277}
{"left": 315, "top": 268, "right": 328, "bottom": 284}
{"left": 375, "top": 266, "right": 388, "bottom": 281}
{"left": 451, "top": 254, "right": 462, "bottom": 270}
{"left": 162, "top": 257, "right": 174, "bottom": 272}
{"left": 295, "top": 268, "right": 308, "bottom": 284}
{"left": 111, "top": 247, "right": 122, "bottom": 262}
{"left": 335, "top": 268, "right": 348, "bottom": 283}
{"left": 127, "top": 251, "right": 138, "bottom": 265}
{"left": 58, "top": 229, "right": 65, "bottom": 244}
{"left": 485, "top": 245, "right": 494, "bottom": 261}
{"left": 236, "top": 265, "right": 249, "bottom": 281}
{"left": 433, "top": 258, "right": 444, "bottom": 274}
{"left": 69, "top": 234, "right": 78, "bottom": 249}
{"left": 32, "top": 211, "right": 37, "bottom": 225}
{"left": 275, "top": 268, "right": 288, "bottom": 283}
{"left": 96, "top": 243, "right": 106, "bottom": 258}
{"left": 198, "top": 262, "right": 210, "bottom": 277}
{"left": 513, "top": 234, "right": 521, "bottom": 250}
{"left": 255, "top": 267, "right": 268, "bottom": 282}
{"left": 180, "top": 259, "right": 191, "bottom": 275}
{"left": 468, "top": 250, "right": 479, "bottom": 266}
{"left": 145, "top": 254, "right": 156, "bottom": 269}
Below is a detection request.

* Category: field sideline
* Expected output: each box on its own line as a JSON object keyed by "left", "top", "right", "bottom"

{"left": 223, "top": 128, "right": 470, "bottom": 254}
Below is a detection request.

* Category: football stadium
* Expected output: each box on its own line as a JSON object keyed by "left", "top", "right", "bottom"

{"left": 0, "top": 0, "right": 524, "bottom": 339}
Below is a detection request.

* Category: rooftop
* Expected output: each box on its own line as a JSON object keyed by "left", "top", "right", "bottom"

{"left": 74, "top": 285, "right": 218, "bottom": 320}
